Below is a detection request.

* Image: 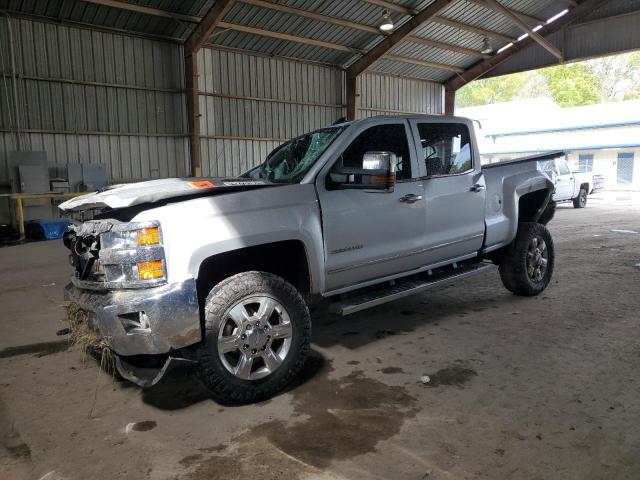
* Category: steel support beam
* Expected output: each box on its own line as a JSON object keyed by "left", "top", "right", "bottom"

{"left": 469, "top": 0, "right": 545, "bottom": 26}
{"left": 445, "top": 0, "right": 607, "bottom": 92}
{"left": 444, "top": 89, "right": 455, "bottom": 115}
{"left": 384, "top": 54, "right": 464, "bottom": 73}
{"left": 82, "top": 0, "right": 200, "bottom": 22}
{"left": 218, "top": 22, "right": 366, "bottom": 54}
{"left": 241, "top": 0, "right": 379, "bottom": 33}
{"left": 346, "top": 75, "right": 359, "bottom": 121}
{"left": 432, "top": 16, "right": 514, "bottom": 43}
{"left": 184, "top": 55, "right": 201, "bottom": 177}
{"left": 482, "top": 0, "right": 563, "bottom": 60}
{"left": 407, "top": 36, "right": 491, "bottom": 59}
{"left": 184, "top": 0, "right": 236, "bottom": 56}
{"left": 183, "top": 0, "right": 236, "bottom": 177}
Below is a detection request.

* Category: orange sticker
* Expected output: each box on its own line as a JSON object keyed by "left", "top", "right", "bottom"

{"left": 188, "top": 180, "right": 215, "bottom": 189}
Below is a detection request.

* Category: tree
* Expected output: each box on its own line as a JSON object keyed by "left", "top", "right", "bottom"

{"left": 456, "top": 51, "right": 640, "bottom": 108}
{"left": 539, "top": 63, "right": 600, "bottom": 107}
{"left": 456, "top": 71, "right": 547, "bottom": 107}
{"left": 586, "top": 52, "right": 640, "bottom": 102}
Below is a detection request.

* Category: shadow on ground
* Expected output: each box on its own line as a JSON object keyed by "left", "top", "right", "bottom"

{"left": 310, "top": 285, "right": 507, "bottom": 349}
{"left": 140, "top": 349, "right": 327, "bottom": 410}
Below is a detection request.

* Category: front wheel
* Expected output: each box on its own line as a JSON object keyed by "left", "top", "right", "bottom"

{"left": 499, "top": 222, "right": 555, "bottom": 296}
{"left": 196, "top": 271, "right": 311, "bottom": 404}
{"left": 573, "top": 188, "right": 587, "bottom": 208}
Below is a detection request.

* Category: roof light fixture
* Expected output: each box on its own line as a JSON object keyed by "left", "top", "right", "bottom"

{"left": 379, "top": 10, "right": 394, "bottom": 32}
{"left": 481, "top": 36, "right": 493, "bottom": 55}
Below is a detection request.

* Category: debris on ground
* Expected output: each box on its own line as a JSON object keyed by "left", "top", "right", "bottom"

{"left": 125, "top": 421, "right": 157, "bottom": 433}
{"left": 66, "top": 302, "right": 115, "bottom": 375}
{"left": 56, "top": 328, "right": 70, "bottom": 336}
{"left": 421, "top": 365, "right": 477, "bottom": 387}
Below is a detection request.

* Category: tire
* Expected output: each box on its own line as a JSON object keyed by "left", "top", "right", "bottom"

{"left": 573, "top": 188, "right": 587, "bottom": 208}
{"left": 499, "top": 222, "right": 555, "bottom": 297}
{"left": 195, "top": 271, "right": 311, "bottom": 404}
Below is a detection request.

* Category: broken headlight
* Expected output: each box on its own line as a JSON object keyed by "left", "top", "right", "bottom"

{"left": 99, "top": 221, "right": 167, "bottom": 288}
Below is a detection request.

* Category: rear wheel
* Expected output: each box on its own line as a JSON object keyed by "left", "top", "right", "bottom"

{"left": 499, "top": 222, "right": 554, "bottom": 296}
{"left": 196, "top": 271, "right": 311, "bottom": 404}
{"left": 573, "top": 188, "right": 587, "bottom": 208}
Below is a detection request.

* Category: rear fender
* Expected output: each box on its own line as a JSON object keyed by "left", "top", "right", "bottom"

{"left": 484, "top": 169, "right": 553, "bottom": 253}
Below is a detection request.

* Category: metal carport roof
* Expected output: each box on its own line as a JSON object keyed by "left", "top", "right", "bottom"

{"left": 1, "top": 0, "right": 599, "bottom": 83}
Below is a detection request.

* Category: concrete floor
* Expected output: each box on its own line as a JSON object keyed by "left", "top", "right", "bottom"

{"left": 1, "top": 202, "right": 639, "bottom": 480}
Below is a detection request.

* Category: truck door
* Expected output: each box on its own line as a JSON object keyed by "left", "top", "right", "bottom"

{"left": 316, "top": 119, "right": 428, "bottom": 293}
{"left": 409, "top": 119, "right": 486, "bottom": 266}
{"left": 553, "top": 159, "right": 575, "bottom": 200}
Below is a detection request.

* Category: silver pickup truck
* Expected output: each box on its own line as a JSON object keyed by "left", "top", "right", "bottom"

{"left": 60, "top": 115, "right": 557, "bottom": 403}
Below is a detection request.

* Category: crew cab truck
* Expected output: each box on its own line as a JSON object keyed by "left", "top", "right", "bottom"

{"left": 60, "top": 115, "right": 557, "bottom": 403}
{"left": 540, "top": 157, "right": 594, "bottom": 208}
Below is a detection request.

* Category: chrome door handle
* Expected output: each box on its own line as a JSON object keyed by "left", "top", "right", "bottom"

{"left": 399, "top": 193, "right": 423, "bottom": 204}
{"left": 470, "top": 183, "right": 485, "bottom": 192}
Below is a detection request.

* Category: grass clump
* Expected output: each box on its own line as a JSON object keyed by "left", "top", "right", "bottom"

{"left": 66, "top": 302, "right": 116, "bottom": 375}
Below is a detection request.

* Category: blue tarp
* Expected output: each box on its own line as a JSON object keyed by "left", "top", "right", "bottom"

{"left": 25, "top": 219, "right": 72, "bottom": 240}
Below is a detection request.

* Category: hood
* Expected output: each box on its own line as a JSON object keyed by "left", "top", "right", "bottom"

{"left": 59, "top": 177, "right": 274, "bottom": 213}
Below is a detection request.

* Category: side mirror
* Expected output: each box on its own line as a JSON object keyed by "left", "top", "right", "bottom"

{"left": 329, "top": 151, "right": 397, "bottom": 191}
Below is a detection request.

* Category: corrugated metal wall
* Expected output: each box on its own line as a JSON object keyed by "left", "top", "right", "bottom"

{"left": 358, "top": 72, "right": 444, "bottom": 117}
{"left": 197, "top": 48, "right": 346, "bottom": 177}
{"left": 197, "top": 48, "right": 444, "bottom": 177}
{"left": 0, "top": 16, "right": 188, "bottom": 185}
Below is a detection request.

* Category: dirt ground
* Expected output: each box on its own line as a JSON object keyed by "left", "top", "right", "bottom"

{"left": 1, "top": 201, "right": 639, "bottom": 480}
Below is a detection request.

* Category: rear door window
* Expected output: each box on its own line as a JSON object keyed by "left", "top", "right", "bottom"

{"left": 415, "top": 123, "right": 473, "bottom": 176}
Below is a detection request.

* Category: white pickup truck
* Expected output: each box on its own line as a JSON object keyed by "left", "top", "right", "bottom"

{"left": 540, "top": 157, "right": 593, "bottom": 208}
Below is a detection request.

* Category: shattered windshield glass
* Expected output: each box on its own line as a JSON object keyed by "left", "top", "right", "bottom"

{"left": 245, "top": 126, "right": 345, "bottom": 183}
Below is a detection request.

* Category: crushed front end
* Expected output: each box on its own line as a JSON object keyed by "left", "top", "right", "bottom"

{"left": 63, "top": 220, "right": 201, "bottom": 386}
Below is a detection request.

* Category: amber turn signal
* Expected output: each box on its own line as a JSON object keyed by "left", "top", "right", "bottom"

{"left": 137, "top": 227, "right": 160, "bottom": 246}
{"left": 137, "top": 260, "right": 164, "bottom": 280}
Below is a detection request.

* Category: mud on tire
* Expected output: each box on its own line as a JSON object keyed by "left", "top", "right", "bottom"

{"left": 195, "top": 271, "right": 311, "bottom": 404}
{"left": 499, "top": 222, "right": 555, "bottom": 297}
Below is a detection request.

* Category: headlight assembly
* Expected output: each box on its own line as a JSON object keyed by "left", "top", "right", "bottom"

{"left": 98, "top": 221, "right": 167, "bottom": 288}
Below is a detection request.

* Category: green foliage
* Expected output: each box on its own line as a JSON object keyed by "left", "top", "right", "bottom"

{"left": 456, "top": 52, "right": 640, "bottom": 108}
{"left": 539, "top": 63, "right": 600, "bottom": 107}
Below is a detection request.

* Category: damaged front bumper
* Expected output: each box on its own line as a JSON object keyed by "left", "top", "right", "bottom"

{"left": 64, "top": 278, "right": 202, "bottom": 387}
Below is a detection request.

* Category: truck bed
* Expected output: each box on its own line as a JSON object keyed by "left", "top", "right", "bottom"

{"left": 482, "top": 151, "right": 565, "bottom": 170}
{"left": 481, "top": 152, "right": 558, "bottom": 254}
